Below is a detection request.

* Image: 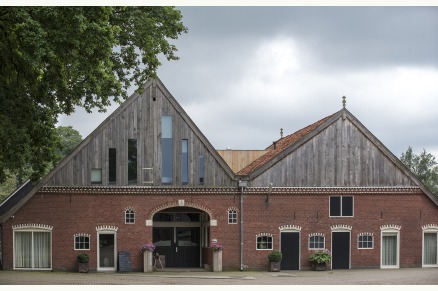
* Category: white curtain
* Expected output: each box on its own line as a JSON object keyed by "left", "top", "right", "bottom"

{"left": 382, "top": 235, "right": 397, "bottom": 266}
{"left": 14, "top": 232, "right": 32, "bottom": 268}
{"left": 14, "top": 231, "right": 51, "bottom": 269}
{"left": 34, "top": 232, "right": 51, "bottom": 268}
{"left": 423, "top": 233, "right": 437, "bottom": 265}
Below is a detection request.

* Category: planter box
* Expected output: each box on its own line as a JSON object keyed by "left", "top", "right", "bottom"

{"left": 78, "top": 262, "right": 89, "bottom": 273}
{"left": 143, "top": 250, "right": 153, "bottom": 273}
{"left": 313, "top": 262, "right": 327, "bottom": 271}
{"left": 212, "top": 250, "right": 222, "bottom": 272}
{"left": 269, "top": 261, "right": 281, "bottom": 272}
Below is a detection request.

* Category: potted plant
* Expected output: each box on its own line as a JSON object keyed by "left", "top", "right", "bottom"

{"left": 140, "top": 242, "right": 156, "bottom": 273}
{"left": 209, "top": 242, "right": 224, "bottom": 272}
{"left": 268, "top": 250, "right": 282, "bottom": 272}
{"left": 77, "top": 253, "right": 90, "bottom": 273}
{"left": 309, "top": 249, "right": 332, "bottom": 271}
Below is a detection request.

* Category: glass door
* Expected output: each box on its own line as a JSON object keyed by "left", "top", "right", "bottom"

{"left": 98, "top": 233, "right": 116, "bottom": 271}
{"left": 382, "top": 234, "right": 398, "bottom": 268}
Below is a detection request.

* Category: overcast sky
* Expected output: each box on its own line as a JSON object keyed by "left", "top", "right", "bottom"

{"left": 58, "top": 6, "right": 438, "bottom": 158}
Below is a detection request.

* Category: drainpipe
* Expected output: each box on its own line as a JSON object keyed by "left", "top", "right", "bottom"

{"left": 238, "top": 180, "right": 247, "bottom": 271}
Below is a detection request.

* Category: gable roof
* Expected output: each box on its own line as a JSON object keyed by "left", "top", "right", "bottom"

{"left": 0, "top": 78, "right": 236, "bottom": 223}
{"left": 237, "top": 107, "right": 438, "bottom": 206}
{"left": 237, "top": 113, "right": 335, "bottom": 176}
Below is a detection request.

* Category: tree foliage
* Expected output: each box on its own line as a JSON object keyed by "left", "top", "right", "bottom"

{"left": 400, "top": 146, "right": 438, "bottom": 197}
{"left": 54, "top": 126, "right": 83, "bottom": 164}
{"left": 0, "top": 7, "right": 187, "bottom": 183}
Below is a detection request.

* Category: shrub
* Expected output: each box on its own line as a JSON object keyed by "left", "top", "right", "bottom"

{"left": 268, "top": 250, "right": 282, "bottom": 262}
{"left": 77, "top": 253, "right": 90, "bottom": 263}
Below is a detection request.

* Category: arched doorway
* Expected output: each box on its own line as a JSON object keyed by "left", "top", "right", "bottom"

{"left": 152, "top": 207, "right": 210, "bottom": 268}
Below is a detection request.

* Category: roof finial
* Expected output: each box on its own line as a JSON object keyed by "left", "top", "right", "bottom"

{"left": 280, "top": 128, "right": 283, "bottom": 138}
{"left": 342, "top": 96, "right": 346, "bottom": 108}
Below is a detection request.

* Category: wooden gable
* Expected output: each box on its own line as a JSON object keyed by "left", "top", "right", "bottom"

{"left": 244, "top": 108, "right": 423, "bottom": 189}
{"left": 44, "top": 78, "right": 236, "bottom": 187}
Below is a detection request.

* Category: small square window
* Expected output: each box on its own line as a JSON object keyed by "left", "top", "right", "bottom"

{"left": 228, "top": 209, "right": 237, "bottom": 224}
{"left": 256, "top": 236, "right": 273, "bottom": 250}
{"left": 330, "top": 196, "right": 353, "bottom": 217}
{"left": 91, "top": 168, "right": 102, "bottom": 184}
{"left": 309, "top": 235, "right": 325, "bottom": 250}
{"left": 74, "top": 236, "right": 90, "bottom": 250}
{"left": 358, "top": 235, "right": 373, "bottom": 249}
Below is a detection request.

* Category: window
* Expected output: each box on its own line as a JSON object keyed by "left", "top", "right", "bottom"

{"left": 125, "top": 209, "right": 135, "bottom": 224}
{"left": 74, "top": 235, "right": 90, "bottom": 250}
{"left": 256, "top": 235, "right": 273, "bottom": 250}
{"left": 14, "top": 230, "right": 51, "bottom": 269}
{"left": 422, "top": 225, "right": 438, "bottom": 267}
{"left": 199, "top": 155, "right": 204, "bottom": 184}
{"left": 381, "top": 225, "right": 400, "bottom": 268}
{"left": 182, "top": 139, "right": 188, "bottom": 185}
{"left": 128, "top": 139, "right": 137, "bottom": 185}
{"left": 91, "top": 168, "right": 102, "bottom": 184}
{"left": 309, "top": 234, "right": 325, "bottom": 250}
{"left": 162, "top": 116, "right": 173, "bottom": 184}
{"left": 109, "top": 148, "right": 116, "bottom": 184}
{"left": 228, "top": 208, "right": 237, "bottom": 224}
{"left": 358, "top": 233, "right": 373, "bottom": 249}
{"left": 330, "top": 196, "right": 353, "bottom": 217}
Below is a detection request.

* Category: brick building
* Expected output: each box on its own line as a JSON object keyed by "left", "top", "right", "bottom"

{"left": 1, "top": 78, "right": 437, "bottom": 272}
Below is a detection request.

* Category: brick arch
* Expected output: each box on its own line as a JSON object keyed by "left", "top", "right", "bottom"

{"left": 147, "top": 201, "right": 215, "bottom": 221}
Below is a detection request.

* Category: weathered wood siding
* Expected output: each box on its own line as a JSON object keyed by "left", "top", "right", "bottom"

{"left": 45, "top": 80, "right": 235, "bottom": 187}
{"left": 250, "top": 117, "right": 415, "bottom": 187}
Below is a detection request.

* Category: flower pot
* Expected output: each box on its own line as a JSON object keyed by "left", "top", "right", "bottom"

{"left": 313, "top": 262, "right": 326, "bottom": 271}
{"left": 269, "top": 261, "right": 281, "bottom": 272}
{"left": 78, "top": 262, "right": 89, "bottom": 273}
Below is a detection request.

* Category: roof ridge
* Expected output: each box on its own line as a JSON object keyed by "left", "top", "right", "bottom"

{"left": 237, "top": 112, "right": 336, "bottom": 176}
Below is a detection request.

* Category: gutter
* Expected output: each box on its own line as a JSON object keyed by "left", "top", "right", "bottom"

{"left": 238, "top": 180, "right": 247, "bottom": 271}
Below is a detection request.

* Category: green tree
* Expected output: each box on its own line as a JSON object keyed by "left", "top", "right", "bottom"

{"left": 400, "top": 146, "right": 438, "bottom": 197}
{"left": 54, "top": 126, "right": 83, "bottom": 164}
{"left": 0, "top": 6, "right": 187, "bottom": 183}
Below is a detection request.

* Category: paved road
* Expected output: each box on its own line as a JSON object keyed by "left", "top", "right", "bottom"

{"left": 0, "top": 268, "right": 437, "bottom": 285}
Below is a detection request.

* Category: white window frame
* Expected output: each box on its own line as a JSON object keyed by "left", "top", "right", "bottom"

{"left": 13, "top": 226, "right": 52, "bottom": 270}
{"left": 256, "top": 234, "right": 273, "bottom": 250}
{"left": 125, "top": 209, "right": 135, "bottom": 224}
{"left": 380, "top": 225, "right": 400, "bottom": 269}
{"left": 228, "top": 208, "right": 237, "bottom": 224}
{"left": 74, "top": 234, "right": 91, "bottom": 250}
{"left": 422, "top": 225, "right": 438, "bottom": 267}
{"left": 96, "top": 226, "right": 118, "bottom": 272}
{"left": 308, "top": 233, "right": 325, "bottom": 250}
{"left": 358, "top": 233, "right": 374, "bottom": 249}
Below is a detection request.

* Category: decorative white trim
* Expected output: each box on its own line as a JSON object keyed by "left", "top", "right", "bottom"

{"left": 13, "top": 223, "right": 53, "bottom": 230}
{"left": 148, "top": 201, "right": 214, "bottom": 220}
{"left": 210, "top": 219, "right": 217, "bottom": 226}
{"left": 74, "top": 233, "right": 91, "bottom": 238}
{"left": 145, "top": 220, "right": 153, "bottom": 226}
{"left": 380, "top": 224, "right": 401, "bottom": 231}
{"left": 331, "top": 224, "right": 352, "bottom": 231}
{"left": 124, "top": 207, "right": 135, "bottom": 212}
{"left": 227, "top": 207, "right": 238, "bottom": 212}
{"left": 309, "top": 232, "right": 325, "bottom": 237}
{"left": 358, "top": 232, "right": 373, "bottom": 237}
{"left": 279, "top": 225, "right": 302, "bottom": 232}
{"left": 178, "top": 199, "right": 185, "bottom": 206}
{"left": 257, "top": 233, "right": 273, "bottom": 237}
{"left": 422, "top": 224, "right": 438, "bottom": 231}
{"left": 96, "top": 225, "right": 118, "bottom": 232}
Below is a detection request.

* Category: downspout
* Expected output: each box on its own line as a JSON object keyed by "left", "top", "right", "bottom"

{"left": 238, "top": 180, "right": 247, "bottom": 271}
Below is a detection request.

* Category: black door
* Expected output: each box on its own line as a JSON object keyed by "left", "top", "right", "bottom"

{"left": 175, "top": 228, "right": 200, "bottom": 267}
{"left": 153, "top": 227, "right": 200, "bottom": 267}
{"left": 281, "top": 232, "right": 300, "bottom": 270}
{"left": 332, "top": 232, "right": 350, "bottom": 269}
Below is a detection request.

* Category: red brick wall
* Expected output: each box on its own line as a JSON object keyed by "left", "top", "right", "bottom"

{"left": 2, "top": 189, "right": 437, "bottom": 271}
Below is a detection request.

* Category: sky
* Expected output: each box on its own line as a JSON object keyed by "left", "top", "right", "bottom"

{"left": 58, "top": 6, "right": 438, "bottom": 159}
